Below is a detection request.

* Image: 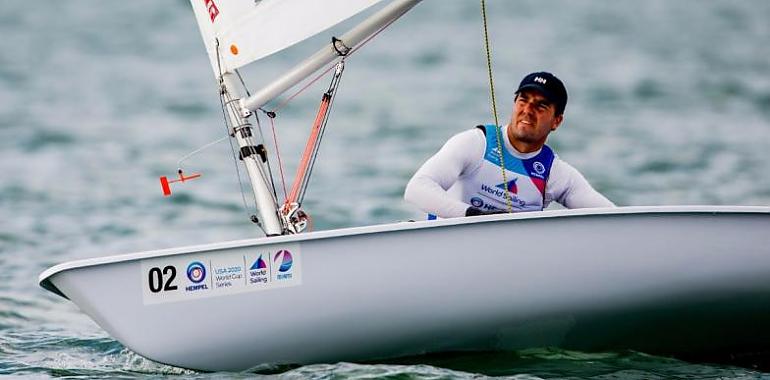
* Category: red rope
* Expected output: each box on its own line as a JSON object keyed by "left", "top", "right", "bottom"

{"left": 267, "top": 19, "right": 399, "bottom": 207}
{"left": 285, "top": 94, "right": 331, "bottom": 205}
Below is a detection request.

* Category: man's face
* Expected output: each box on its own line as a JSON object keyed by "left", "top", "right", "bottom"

{"left": 509, "top": 89, "right": 563, "bottom": 146}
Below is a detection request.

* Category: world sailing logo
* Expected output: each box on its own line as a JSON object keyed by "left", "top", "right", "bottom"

{"left": 250, "top": 255, "right": 267, "bottom": 270}
{"left": 496, "top": 178, "right": 518, "bottom": 194}
{"left": 204, "top": 0, "right": 220, "bottom": 22}
{"left": 248, "top": 254, "right": 269, "bottom": 285}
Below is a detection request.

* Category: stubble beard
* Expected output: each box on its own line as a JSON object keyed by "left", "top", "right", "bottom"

{"left": 509, "top": 120, "right": 545, "bottom": 145}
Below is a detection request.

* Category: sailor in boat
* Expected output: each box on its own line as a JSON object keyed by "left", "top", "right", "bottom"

{"left": 404, "top": 72, "right": 615, "bottom": 218}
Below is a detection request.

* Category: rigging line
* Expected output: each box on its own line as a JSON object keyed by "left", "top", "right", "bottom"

{"left": 214, "top": 40, "right": 261, "bottom": 224}
{"left": 291, "top": 70, "right": 338, "bottom": 204}
{"left": 267, "top": 14, "right": 401, "bottom": 116}
{"left": 215, "top": 39, "right": 222, "bottom": 79}
{"left": 219, "top": 88, "right": 254, "bottom": 220}
{"left": 249, "top": 87, "right": 279, "bottom": 202}
{"left": 226, "top": 94, "right": 263, "bottom": 216}
{"left": 236, "top": 64, "right": 277, "bottom": 202}
{"left": 230, "top": 59, "right": 262, "bottom": 174}
{"left": 223, "top": 97, "right": 261, "bottom": 165}
{"left": 480, "top": 0, "right": 513, "bottom": 213}
{"left": 295, "top": 96, "right": 331, "bottom": 204}
{"left": 269, "top": 64, "right": 337, "bottom": 115}
{"left": 257, "top": 17, "right": 398, "bottom": 207}
{"left": 235, "top": 69, "right": 251, "bottom": 97}
{"left": 297, "top": 63, "right": 344, "bottom": 204}
{"left": 268, "top": 114, "right": 289, "bottom": 201}
{"left": 176, "top": 135, "right": 229, "bottom": 170}
{"left": 254, "top": 112, "right": 279, "bottom": 201}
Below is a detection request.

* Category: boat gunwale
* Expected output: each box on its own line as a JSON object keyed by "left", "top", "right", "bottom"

{"left": 38, "top": 205, "right": 770, "bottom": 298}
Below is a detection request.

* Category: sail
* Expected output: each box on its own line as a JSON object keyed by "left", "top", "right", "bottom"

{"left": 190, "top": 0, "right": 384, "bottom": 75}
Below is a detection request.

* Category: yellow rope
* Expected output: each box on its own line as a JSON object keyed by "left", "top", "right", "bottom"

{"left": 480, "top": 0, "right": 513, "bottom": 212}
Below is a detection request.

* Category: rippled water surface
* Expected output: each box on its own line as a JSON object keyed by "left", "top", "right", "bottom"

{"left": 2, "top": 1, "right": 769, "bottom": 378}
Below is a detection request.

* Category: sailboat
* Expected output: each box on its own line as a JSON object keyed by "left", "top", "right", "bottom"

{"left": 39, "top": 0, "right": 770, "bottom": 372}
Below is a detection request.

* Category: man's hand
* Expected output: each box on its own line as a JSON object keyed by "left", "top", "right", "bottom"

{"left": 465, "top": 207, "right": 508, "bottom": 216}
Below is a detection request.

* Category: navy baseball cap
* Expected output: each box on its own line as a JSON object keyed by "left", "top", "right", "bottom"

{"left": 515, "top": 72, "right": 568, "bottom": 115}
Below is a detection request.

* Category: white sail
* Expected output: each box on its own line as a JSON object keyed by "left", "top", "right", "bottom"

{"left": 190, "top": 0, "right": 384, "bottom": 75}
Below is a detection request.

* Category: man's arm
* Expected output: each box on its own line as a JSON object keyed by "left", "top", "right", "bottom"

{"left": 548, "top": 159, "right": 615, "bottom": 208}
{"left": 404, "top": 129, "right": 485, "bottom": 218}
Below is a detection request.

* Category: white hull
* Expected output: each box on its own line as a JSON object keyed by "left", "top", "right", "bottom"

{"left": 39, "top": 206, "right": 770, "bottom": 371}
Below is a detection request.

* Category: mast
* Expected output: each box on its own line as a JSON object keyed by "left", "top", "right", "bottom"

{"left": 189, "top": 0, "right": 423, "bottom": 235}
{"left": 220, "top": 73, "right": 284, "bottom": 235}
{"left": 234, "top": 0, "right": 422, "bottom": 235}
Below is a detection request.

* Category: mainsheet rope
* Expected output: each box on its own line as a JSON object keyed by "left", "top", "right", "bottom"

{"left": 480, "top": 0, "right": 513, "bottom": 213}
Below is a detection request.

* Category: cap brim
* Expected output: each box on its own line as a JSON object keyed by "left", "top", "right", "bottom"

{"left": 516, "top": 84, "right": 558, "bottom": 104}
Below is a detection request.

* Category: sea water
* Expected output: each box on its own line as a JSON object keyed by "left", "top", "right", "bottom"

{"left": 1, "top": 1, "right": 770, "bottom": 378}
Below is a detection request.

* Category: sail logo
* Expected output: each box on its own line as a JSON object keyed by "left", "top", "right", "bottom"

{"left": 274, "top": 250, "right": 294, "bottom": 280}
{"left": 275, "top": 250, "right": 293, "bottom": 272}
{"left": 250, "top": 255, "right": 267, "bottom": 270}
{"left": 204, "top": 0, "right": 220, "bottom": 22}
{"left": 185, "top": 261, "right": 209, "bottom": 292}
{"left": 496, "top": 178, "right": 518, "bottom": 194}
{"left": 247, "top": 254, "right": 269, "bottom": 285}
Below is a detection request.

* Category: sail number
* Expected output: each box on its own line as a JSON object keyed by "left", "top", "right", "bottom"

{"left": 148, "top": 265, "right": 178, "bottom": 293}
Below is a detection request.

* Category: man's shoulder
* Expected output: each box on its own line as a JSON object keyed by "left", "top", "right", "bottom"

{"left": 436, "top": 127, "right": 487, "bottom": 166}
{"left": 447, "top": 126, "right": 487, "bottom": 144}
{"left": 549, "top": 153, "right": 576, "bottom": 172}
{"left": 474, "top": 124, "right": 500, "bottom": 136}
{"left": 549, "top": 156, "right": 590, "bottom": 184}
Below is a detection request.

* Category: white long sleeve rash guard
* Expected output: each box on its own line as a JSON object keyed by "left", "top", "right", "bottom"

{"left": 404, "top": 126, "right": 615, "bottom": 218}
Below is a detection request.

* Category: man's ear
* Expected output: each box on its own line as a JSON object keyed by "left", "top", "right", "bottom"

{"left": 550, "top": 114, "right": 564, "bottom": 131}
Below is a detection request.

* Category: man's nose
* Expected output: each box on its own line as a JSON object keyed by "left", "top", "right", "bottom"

{"left": 520, "top": 100, "right": 536, "bottom": 114}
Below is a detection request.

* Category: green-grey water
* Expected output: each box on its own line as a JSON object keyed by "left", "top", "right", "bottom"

{"left": 2, "top": 1, "right": 770, "bottom": 378}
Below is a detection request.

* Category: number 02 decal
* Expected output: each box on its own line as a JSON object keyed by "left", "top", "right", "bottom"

{"left": 147, "top": 265, "right": 178, "bottom": 293}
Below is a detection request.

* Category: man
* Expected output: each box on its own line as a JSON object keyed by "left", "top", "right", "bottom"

{"left": 404, "top": 71, "right": 614, "bottom": 218}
